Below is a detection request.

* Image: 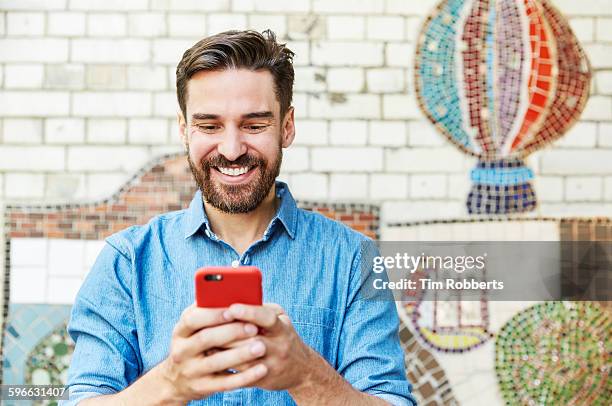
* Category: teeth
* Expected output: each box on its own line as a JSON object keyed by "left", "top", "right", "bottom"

{"left": 218, "top": 166, "right": 250, "bottom": 176}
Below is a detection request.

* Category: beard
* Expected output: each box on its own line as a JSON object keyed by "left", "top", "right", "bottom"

{"left": 187, "top": 144, "right": 282, "bottom": 214}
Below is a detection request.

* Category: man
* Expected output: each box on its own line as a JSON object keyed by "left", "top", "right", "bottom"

{"left": 63, "top": 30, "right": 415, "bottom": 406}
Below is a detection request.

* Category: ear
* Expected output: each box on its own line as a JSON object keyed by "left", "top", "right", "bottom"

{"left": 280, "top": 106, "right": 295, "bottom": 148}
{"left": 177, "top": 111, "right": 188, "bottom": 149}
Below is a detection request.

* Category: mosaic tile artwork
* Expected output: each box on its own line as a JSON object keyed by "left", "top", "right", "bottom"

{"left": 495, "top": 301, "right": 611, "bottom": 405}
{"left": 415, "top": 0, "right": 592, "bottom": 214}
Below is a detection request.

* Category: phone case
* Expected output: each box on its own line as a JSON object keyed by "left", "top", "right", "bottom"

{"left": 195, "top": 266, "right": 262, "bottom": 308}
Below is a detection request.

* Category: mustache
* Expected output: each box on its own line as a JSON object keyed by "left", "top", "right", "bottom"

{"left": 201, "top": 154, "right": 265, "bottom": 169}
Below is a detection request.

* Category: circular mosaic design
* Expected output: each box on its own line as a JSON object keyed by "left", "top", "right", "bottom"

{"left": 495, "top": 301, "right": 611, "bottom": 405}
{"left": 25, "top": 321, "right": 74, "bottom": 388}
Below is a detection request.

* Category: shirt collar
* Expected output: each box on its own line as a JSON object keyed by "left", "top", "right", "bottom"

{"left": 183, "top": 181, "right": 297, "bottom": 240}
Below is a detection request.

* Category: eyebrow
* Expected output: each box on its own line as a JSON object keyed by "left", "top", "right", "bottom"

{"left": 191, "top": 111, "right": 274, "bottom": 121}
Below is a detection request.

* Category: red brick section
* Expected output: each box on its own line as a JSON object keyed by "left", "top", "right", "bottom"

{"left": 5, "top": 155, "right": 379, "bottom": 241}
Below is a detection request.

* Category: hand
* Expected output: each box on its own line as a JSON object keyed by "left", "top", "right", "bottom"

{"left": 156, "top": 303, "right": 269, "bottom": 403}
{"left": 222, "top": 303, "right": 317, "bottom": 392}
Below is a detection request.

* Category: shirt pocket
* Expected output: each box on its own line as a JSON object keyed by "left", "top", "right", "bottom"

{"left": 286, "top": 305, "right": 338, "bottom": 362}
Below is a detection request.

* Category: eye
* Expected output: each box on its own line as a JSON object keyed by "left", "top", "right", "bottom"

{"left": 244, "top": 124, "right": 268, "bottom": 133}
{"left": 195, "top": 124, "right": 220, "bottom": 133}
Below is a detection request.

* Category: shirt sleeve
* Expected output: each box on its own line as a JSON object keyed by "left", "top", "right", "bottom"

{"left": 336, "top": 242, "right": 417, "bottom": 406}
{"left": 60, "top": 239, "right": 141, "bottom": 406}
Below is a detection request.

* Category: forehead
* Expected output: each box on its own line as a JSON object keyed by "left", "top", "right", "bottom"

{"left": 185, "top": 69, "right": 279, "bottom": 118}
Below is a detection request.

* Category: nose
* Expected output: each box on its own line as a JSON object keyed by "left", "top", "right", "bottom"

{"left": 217, "top": 128, "right": 247, "bottom": 162}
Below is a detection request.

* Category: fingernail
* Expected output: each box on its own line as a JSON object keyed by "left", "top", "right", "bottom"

{"left": 244, "top": 324, "right": 258, "bottom": 335}
{"left": 250, "top": 341, "right": 265, "bottom": 356}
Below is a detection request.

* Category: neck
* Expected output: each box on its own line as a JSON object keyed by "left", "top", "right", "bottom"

{"left": 203, "top": 185, "right": 279, "bottom": 255}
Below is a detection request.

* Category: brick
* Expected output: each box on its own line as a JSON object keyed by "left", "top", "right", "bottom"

{"left": 45, "top": 64, "right": 84, "bottom": 89}
{"left": 154, "top": 92, "right": 179, "bottom": 117}
{"left": 367, "top": 68, "right": 405, "bottom": 93}
{"left": 1, "top": 0, "right": 66, "bottom": 10}
{"left": 599, "top": 122, "right": 612, "bottom": 147}
{"left": 408, "top": 121, "right": 445, "bottom": 146}
{"left": 309, "top": 94, "right": 380, "bottom": 119}
{"left": 289, "top": 173, "right": 328, "bottom": 199}
{"left": 294, "top": 67, "right": 326, "bottom": 92}
{"left": 596, "top": 18, "right": 612, "bottom": 41}
{"left": 553, "top": 0, "right": 612, "bottom": 16}
{"left": 48, "top": 12, "right": 85, "bottom": 36}
{"left": 46, "top": 173, "right": 86, "bottom": 199}
{"left": 6, "top": 173, "right": 45, "bottom": 198}
{"left": 596, "top": 71, "right": 612, "bottom": 95}
{"left": 581, "top": 96, "right": 612, "bottom": 120}
{"left": 72, "top": 39, "right": 149, "bottom": 63}
{"left": 128, "top": 13, "right": 167, "bottom": 37}
{"left": 294, "top": 120, "right": 328, "bottom": 146}
{"left": 232, "top": 0, "right": 255, "bottom": 11}
{"left": 368, "top": 121, "right": 406, "bottom": 146}
{"left": 312, "top": 42, "right": 383, "bottom": 66}
{"left": 0, "top": 91, "right": 69, "bottom": 116}
{"left": 67, "top": 146, "right": 149, "bottom": 171}
{"left": 4, "top": 64, "right": 44, "bottom": 89}
{"left": 168, "top": 14, "right": 207, "bottom": 37}
{"left": 0, "top": 13, "right": 4, "bottom": 36}
{"left": 87, "top": 119, "right": 127, "bottom": 144}
{"left": 3, "top": 119, "right": 43, "bottom": 144}
{"left": 311, "top": 147, "right": 383, "bottom": 172}
{"left": 533, "top": 176, "right": 564, "bottom": 202}
{"left": 329, "top": 174, "right": 368, "bottom": 200}
{"left": 367, "top": 16, "right": 404, "bottom": 40}
{"left": 87, "top": 172, "right": 130, "bottom": 199}
{"left": 0, "top": 39, "right": 68, "bottom": 62}
{"left": 207, "top": 13, "right": 248, "bottom": 35}
{"left": 381, "top": 200, "right": 464, "bottom": 223}
{"left": 86, "top": 65, "right": 127, "bottom": 89}
{"left": 293, "top": 93, "right": 308, "bottom": 118}
{"left": 541, "top": 150, "right": 612, "bottom": 175}
{"left": 288, "top": 15, "right": 326, "bottom": 40}
{"left": 313, "top": 0, "right": 382, "bottom": 14}
{"left": 0, "top": 146, "right": 64, "bottom": 171}
{"left": 370, "top": 174, "right": 408, "bottom": 199}
{"left": 248, "top": 15, "right": 287, "bottom": 38}
{"left": 128, "top": 118, "right": 168, "bottom": 144}
{"left": 386, "top": 147, "right": 464, "bottom": 173}
{"left": 72, "top": 92, "right": 151, "bottom": 117}
{"left": 405, "top": 17, "right": 421, "bottom": 41}
{"left": 385, "top": 0, "right": 439, "bottom": 15}
{"left": 385, "top": 43, "right": 413, "bottom": 67}
{"left": 281, "top": 146, "right": 309, "bottom": 172}
{"left": 286, "top": 41, "right": 309, "bottom": 66}
{"left": 70, "top": 0, "right": 148, "bottom": 10}
{"left": 383, "top": 94, "right": 422, "bottom": 119}
{"left": 45, "top": 118, "right": 85, "bottom": 143}
{"left": 87, "top": 13, "right": 126, "bottom": 37}
{"left": 329, "top": 120, "right": 368, "bottom": 145}
{"left": 6, "top": 12, "right": 44, "bottom": 36}
{"left": 327, "top": 16, "right": 365, "bottom": 40}
{"left": 151, "top": 0, "right": 229, "bottom": 11}
{"left": 565, "top": 177, "right": 602, "bottom": 201}
{"left": 127, "top": 66, "right": 167, "bottom": 90}
{"left": 153, "top": 39, "right": 197, "bottom": 64}
{"left": 584, "top": 44, "right": 612, "bottom": 69}
{"left": 569, "top": 18, "right": 594, "bottom": 43}
{"left": 254, "top": 0, "right": 309, "bottom": 12}
{"left": 327, "top": 68, "right": 365, "bottom": 92}
{"left": 556, "top": 122, "right": 597, "bottom": 148}
{"left": 605, "top": 177, "right": 612, "bottom": 201}
{"left": 447, "top": 173, "right": 471, "bottom": 199}
{"left": 411, "top": 174, "right": 447, "bottom": 198}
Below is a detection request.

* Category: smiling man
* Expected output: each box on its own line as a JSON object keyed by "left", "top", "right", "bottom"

{"left": 63, "top": 30, "right": 415, "bottom": 406}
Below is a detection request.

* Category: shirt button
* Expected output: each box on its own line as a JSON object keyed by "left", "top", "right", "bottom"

{"left": 231, "top": 259, "right": 240, "bottom": 268}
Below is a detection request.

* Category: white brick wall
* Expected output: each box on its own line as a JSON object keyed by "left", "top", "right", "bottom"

{"left": 0, "top": 0, "right": 609, "bottom": 221}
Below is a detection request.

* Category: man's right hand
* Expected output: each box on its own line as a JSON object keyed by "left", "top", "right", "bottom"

{"left": 154, "top": 303, "right": 269, "bottom": 404}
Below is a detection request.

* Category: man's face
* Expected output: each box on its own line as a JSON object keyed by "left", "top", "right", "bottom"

{"left": 180, "top": 69, "right": 295, "bottom": 214}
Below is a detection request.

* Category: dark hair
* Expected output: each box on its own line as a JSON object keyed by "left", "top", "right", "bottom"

{"left": 176, "top": 29, "right": 295, "bottom": 120}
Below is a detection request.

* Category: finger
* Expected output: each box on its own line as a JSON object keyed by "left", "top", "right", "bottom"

{"left": 173, "top": 322, "right": 258, "bottom": 361}
{"left": 217, "top": 336, "right": 260, "bottom": 350}
{"left": 263, "top": 303, "right": 285, "bottom": 316}
{"left": 183, "top": 340, "right": 266, "bottom": 377}
{"left": 225, "top": 304, "right": 283, "bottom": 332}
{"left": 197, "top": 364, "right": 268, "bottom": 393}
{"left": 277, "top": 314, "right": 293, "bottom": 326}
{"left": 173, "top": 304, "right": 230, "bottom": 338}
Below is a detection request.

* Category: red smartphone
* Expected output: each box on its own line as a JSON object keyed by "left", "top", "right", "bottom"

{"left": 195, "top": 266, "right": 262, "bottom": 308}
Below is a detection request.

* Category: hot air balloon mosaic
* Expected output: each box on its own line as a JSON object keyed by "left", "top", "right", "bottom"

{"left": 414, "top": 0, "right": 592, "bottom": 215}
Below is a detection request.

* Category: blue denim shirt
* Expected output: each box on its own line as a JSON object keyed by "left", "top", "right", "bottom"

{"left": 63, "top": 182, "right": 415, "bottom": 406}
